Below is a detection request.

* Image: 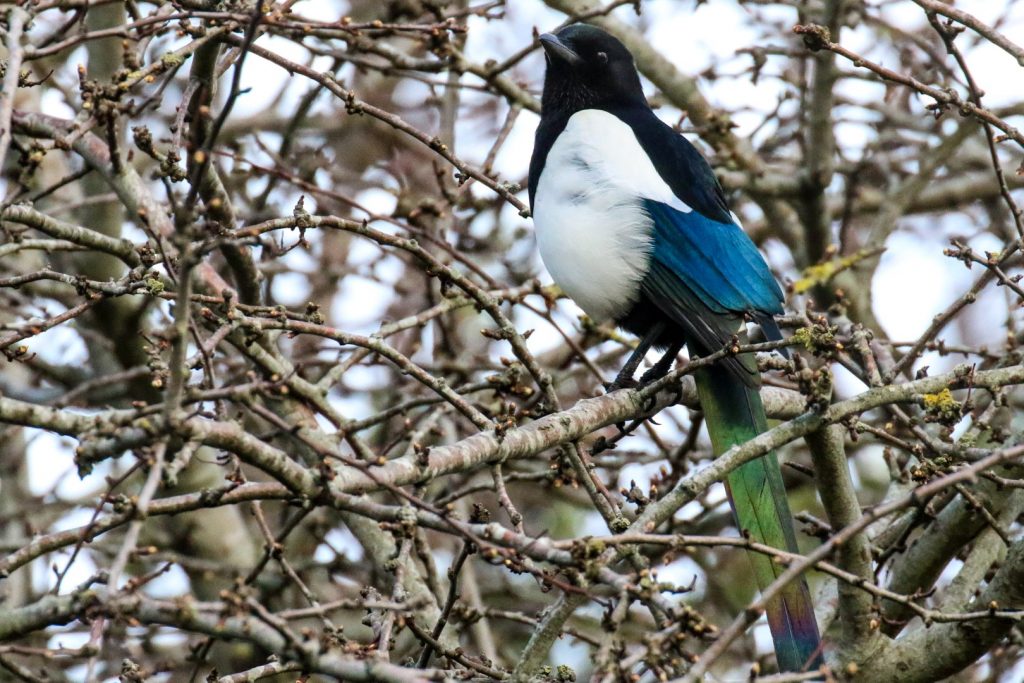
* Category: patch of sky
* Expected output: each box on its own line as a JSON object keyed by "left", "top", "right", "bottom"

{"left": 490, "top": 107, "right": 540, "bottom": 190}
{"left": 549, "top": 628, "right": 592, "bottom": 678}
{"left": 578, "top": 509, "right": 615, "bottom": 539}
{"left": 341, "top": 363, "right": 390, "bottom": 392}
{"left": 512, "top": 297, "right": 563, "bottom": 357}
{"left": 150, "top": 628, "right": 189, "bottom": 652}
{"left": 327, "top": 391, "right": 373, "bottom": 424}
{"left": 233, "top": 34, "right": 317, "bottom": 119}
{"left": 121, "top": 220, "right": 152, "bottom": 245}
{"left": 22, "top": 313, "right": 88, "bottom": 366}
{"left": 762, "top": 237, "right": 798, "bottom": 284}
{"left": 46, "top": 628, "right": 92, "bottom": 654}
{"left": 333, "top": 273, "right": 396, "bottom": 330}
{"left": 270, "top": 251, "right": 315, "bottom": 306}
{"left": 647, "top": 0, "right": 758, "bottom": 75}
{"left": 320, "top": 525, "right": 365, "bottom": 564}
{"left": 143, "top": 563, "right": 191, "bottom": 599}
{"left": 393, "top": 77, "right": 436, "bottom": 113}
{"left": 873, "top": 227, "right": 971, "bottom": 352}
{"left": 34, "top": 540, "right": 97, "bottom": 595}
{"left": 346, "top": 231, "right": 386, "bottom": 267}
{"left": 659, "top": 555, "right": 706, "bottom": 601}
{"left": 355, "top": 184, "right": 399, "bottom": 218}
{"left": 834, "top": 114, "right": 881, "bottom": 158}
{"left": 832, "top": 362, "right": 869, "bottom": 402}
{"left": 40, "top": 82, "right": 78, "bottom": 119}
{"left": 675, "top": 498, "right": 711, "bottom": 526}
{"left": 26, "top": 428, "right": 79, "bottom": 497}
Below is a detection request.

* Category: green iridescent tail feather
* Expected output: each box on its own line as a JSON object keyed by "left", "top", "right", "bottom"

{"left": 694, "top": 361, "right": 823, "bottom": 672}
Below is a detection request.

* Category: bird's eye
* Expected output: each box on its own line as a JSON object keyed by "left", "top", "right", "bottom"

{"left": 596, "top": 51, "right": 608, "bottom": 64}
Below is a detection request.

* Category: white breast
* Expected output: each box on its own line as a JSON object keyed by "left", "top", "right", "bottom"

{"left": 533, "top": 109, "right": 689, "bottom": 322}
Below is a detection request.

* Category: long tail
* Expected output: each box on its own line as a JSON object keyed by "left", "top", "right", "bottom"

{"left": 694, "top": 362, "right": 822, "bottom": 672}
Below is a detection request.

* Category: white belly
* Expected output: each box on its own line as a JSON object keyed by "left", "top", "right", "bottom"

{"left": 533, "top": 109, "right": 687, "bottom": 322}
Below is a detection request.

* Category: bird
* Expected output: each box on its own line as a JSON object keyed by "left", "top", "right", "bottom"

{"left": 529, "top": 23, "right": 822, "bottom": 673}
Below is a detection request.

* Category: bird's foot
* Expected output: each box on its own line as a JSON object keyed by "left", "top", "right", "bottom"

{"left": 603, "top": 372, "right": 639, "bottom": 393}
{"left": 635, "top": 357, "right": 675, "bottom": 389}
{"left": 628, "top": 355, "right": 679, "bottom": 414}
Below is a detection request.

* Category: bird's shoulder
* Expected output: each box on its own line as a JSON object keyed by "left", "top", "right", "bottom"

{"left": 606, "top": 105, "right": 734, "bottom": 225}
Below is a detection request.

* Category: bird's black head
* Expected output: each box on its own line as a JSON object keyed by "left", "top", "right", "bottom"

{"left": 539, "top": 24, "right": 645, "bottom": 115}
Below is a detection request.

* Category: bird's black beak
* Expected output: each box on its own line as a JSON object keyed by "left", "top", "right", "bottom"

{"left": 539, "top": 33, "right": 582, "bottom": 67}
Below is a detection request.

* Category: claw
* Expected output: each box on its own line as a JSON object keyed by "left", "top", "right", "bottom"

{"left": 637, "top": 364, "right": 670, "bottom": 387}
{"left": 604, "top": 374, "right": 639, "bottom": 393}
{"left": 636, "top": 342, "right": 682, "bottom": 388}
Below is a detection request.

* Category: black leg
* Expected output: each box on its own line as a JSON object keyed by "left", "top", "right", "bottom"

{"left": 637, "top": 340, "right": 683, "bottom": 387}
{"left": 605, "top": 321, "right": 665, "bottom": 393}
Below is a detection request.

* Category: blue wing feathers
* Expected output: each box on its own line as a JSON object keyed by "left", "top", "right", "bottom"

{"left": 642, "top": 262, "right": 759, "bottom": 386}
{"left": 643, "top": 199, "right": 784, "bottom": 316}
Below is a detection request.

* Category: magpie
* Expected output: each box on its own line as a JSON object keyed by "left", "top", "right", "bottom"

{"left": 528, "top": 24, "right": 823, "bottom": 673}
{"left": 529, "top": 23, "right": 785, "bottom": 390}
